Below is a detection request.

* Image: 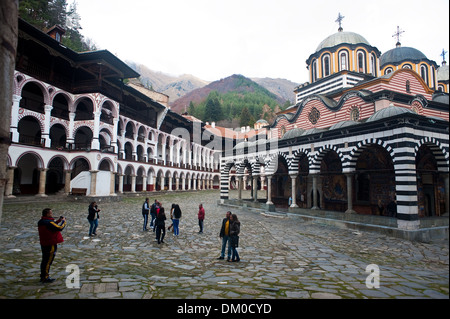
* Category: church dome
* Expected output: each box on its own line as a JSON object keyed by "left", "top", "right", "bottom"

{"left": 380, "top": 46, "right": 427, "bottom": 67}
{"left": 281, "top": 128, "right": 305, "bottom": 139}
{"left": 316, "top": 31, "right": 371, "bottom": 52}
{"left": 367, "top": 105, "right": 415, "bottom": 122}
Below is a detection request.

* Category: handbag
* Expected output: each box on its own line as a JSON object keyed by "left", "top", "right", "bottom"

{"left": 231, "top": 235, "right": 239, "bottom": 248}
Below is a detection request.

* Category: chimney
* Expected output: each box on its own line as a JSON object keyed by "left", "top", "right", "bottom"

{"left": 211, "top": 122, "right": 215, "bottom": 128}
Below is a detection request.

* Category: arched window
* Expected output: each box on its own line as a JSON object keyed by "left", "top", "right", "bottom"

{"left": 384, "top": 67, "right": 393, "bottom": 75}
{"left": 339, "top": 50, "right": 348, "bottom": 71}
{"left": 322, "top": 54, "right": 331, "bottom": 77}
{"left": 370, "top": 53, "right": 377, "bottom": 76}
{"left": 402, "top": 64, "right": 412, "bottom": 69}
{"left": 357, "top": 51, "right": 366, "bottom": 73}
{"left": 420, "top": 64, "right": 429, "bottom": 85}
{"left": 406, "top": 80, "right": 411, "bottom": 93}
{"left": 312, "top": 59, "right": 317, "bottom": 82}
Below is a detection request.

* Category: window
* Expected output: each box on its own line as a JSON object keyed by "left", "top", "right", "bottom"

{"left": 420, "top": 65, "right": 428, "bottom": 85}
{"left": 322, "top": 54, "right": 331, "bottom": 77}
{"left": 370, "top": 53, "right": 377, "bottom": 76}
{"left": 384, "top": 67, "right": 393, "bottom": 75}
{"left": 312, "top": 60, "right": 317, "bottom": 82}
{"left": 406, "top": 80, "right": 411, "bottom": 93}
{"left": 357, "top": 51, "right": 366, "bottom": 73}
{"left": 339, "top": 51, "right": 348, "bottom": 71}
{"left": 350, "top": 106, "right": 360, "bottom": 121}
{"left": 402, "top": 64, "right": 412, "bottom": 69}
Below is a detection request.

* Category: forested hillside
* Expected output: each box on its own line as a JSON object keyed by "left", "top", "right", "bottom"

{"left": 184, "top": 75, "right": 289, "bottom": 127}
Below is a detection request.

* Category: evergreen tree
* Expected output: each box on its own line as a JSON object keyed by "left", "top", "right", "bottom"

{"left": 239, "top": 106, "right": 255, "bottom": 127}
{"left": 203, "top": 91, "right": 223, "bottom": 122}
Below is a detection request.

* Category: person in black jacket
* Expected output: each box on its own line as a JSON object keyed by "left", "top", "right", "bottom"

{"left": 229, "top": 214, "right": 240, "bottom": 262}
{"left": 142, "top": 198, "right": 150, "bottom": 231}
{"left": 155, "top": 206, "right": 166, "bottom": 244}
{"left": 87, "top": 201, "right": 100, "bottom": 236}
{"left": 218, "top": 211, "right": 232, "bottom": 261}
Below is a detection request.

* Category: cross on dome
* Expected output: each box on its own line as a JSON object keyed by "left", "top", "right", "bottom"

{"left": 335, "top": 12, "right": 345, "bottom": 32}
{"left": 392, "top": 26, "right": 405, "bottom": 47}
{"left": 440, "top": 48, "right": 447, "bottom": 65}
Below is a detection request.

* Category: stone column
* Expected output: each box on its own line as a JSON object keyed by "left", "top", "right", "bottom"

{"left": 266, "top": 175, "right": 273, "bottom": 205}
{"left": 290, "top": 174, "right": 298, "bottom": 208}
{"left": 253, "top": 176, "right": 259, "bottom": 202}
{"left": 89, "top": 170, "right": 98, "bottom": 196}
{"left": 131, "top": 175, "right": 136, "bottom": 193}
{"left": 36, "top": 168, "right": 48, "bottom": 197}
{"left": 64, "top": 170, "right": 72, "bottom": 195}
{"left": 345, "top": 173, "right": 356, "bottom": 214}
{"left": 110, "top": 172, "right": 117, "bottom": 195}
{"left": 142, "top": 175, "right": 147, "bottom": 192}
{"left": 238, "top": 176, "right": 243, "bottom": 200}
{"left": 5, "top": 166, "right": 16, "bottom": 198}
{"left": 312, "top": 174, "right": 319, "bottom": 210}
{"left": 118, "top": 174, "right": 124, "bottom": 194}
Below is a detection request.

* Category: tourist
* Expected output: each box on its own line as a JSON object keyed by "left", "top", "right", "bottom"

{"left": 172, "top": 204, "right": 182, "bottom": 236}
{"left": 38, "top": 208, "right": 66, "bottom": 283}
{"left": 198, "top": 203, "right": 205, "bottom": 233}
{"left": 87, "top": 201, "right": 101, "bottom": 236}
{"left": 229, "top": 213, "right": 240, "bottom": 262}
{"left": 150, "top": 199, "right": 158, "bottom": 231}
{"left": 155, "top": 206, "right": 166, "bottom": 244}
{"left": 168, "top": 204, "right": 175, "bottom": 232}
{"left": 218, "top": 211, "right": 232, "bottom": 261}
{"left": 142, "top": 198, "right": 150, "bottom": 231}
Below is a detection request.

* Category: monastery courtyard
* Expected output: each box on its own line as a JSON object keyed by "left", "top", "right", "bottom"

{"left": 0, "top": 190, "right": 448, "bottom": 300}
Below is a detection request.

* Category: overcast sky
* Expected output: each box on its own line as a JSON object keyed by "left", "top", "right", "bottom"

{"left": 72, "top": 0, "right": 449, "bottom": 83}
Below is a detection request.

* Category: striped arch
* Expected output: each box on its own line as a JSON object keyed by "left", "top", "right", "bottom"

{"left": 289, "top": 149, "right": 311, "bottom": 175}
{"left": 346, "top": 138, "right": 394, "bottom": 172}
{"left": 220, "top": 159, "right": 237, "bottom": 199}
{"left": 265, "top": 151, "right": 290, "bottom": 175}
{"left": 311, "top": 145, "right": 344, "bottom": 174}
{"left": 415, "top": 137, "right": 449, "bottom": 172}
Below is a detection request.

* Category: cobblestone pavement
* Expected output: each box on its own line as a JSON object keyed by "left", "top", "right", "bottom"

{"left": 0, "top": 190, "right": 448, "bottom": 299}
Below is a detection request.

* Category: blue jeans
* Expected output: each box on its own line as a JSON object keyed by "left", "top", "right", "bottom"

{"left": 88, "top": 219, "right": 98, "bottom": 235}
{"left": 231, "top": 246, "right": 239, "bottom": 261}
{"left": 150, "top": 212, "right": 156, "bottom": 228}
{"left": 142, "top": 213, "right": 149, "bottom": 230}
{"left": 221, "top": 236, "right": 231, "bottom": 259}
{"left": 173, "top": 219, "right": 180, "bottom": 235}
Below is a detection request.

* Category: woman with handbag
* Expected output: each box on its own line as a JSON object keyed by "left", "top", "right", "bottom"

{"left": 229, "top": 213, "right": 240, "bottom": 262}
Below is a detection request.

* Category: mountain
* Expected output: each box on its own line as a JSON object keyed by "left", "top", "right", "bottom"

{"left": 251, "top": 77, "right": 299, "bottom": 104}
{"left": 170, "top": 74, "right": 286, "bottom": 114}
{"left": 126, "top": 62, "right": 210, "bottom": 102}
{"left": 173, "top": 74, "right": 289, "bottom": 126}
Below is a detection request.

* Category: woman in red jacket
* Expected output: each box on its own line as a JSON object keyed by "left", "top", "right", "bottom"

{"left": 198, "top": 203, "right": 205, "bottom": 233}
{"left": 38, "top": 208, "right": 66, "bottom": 283}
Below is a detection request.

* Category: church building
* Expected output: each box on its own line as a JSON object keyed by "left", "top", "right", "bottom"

{"left": 220, "top": 16, "right": 449, "bottom": 235}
